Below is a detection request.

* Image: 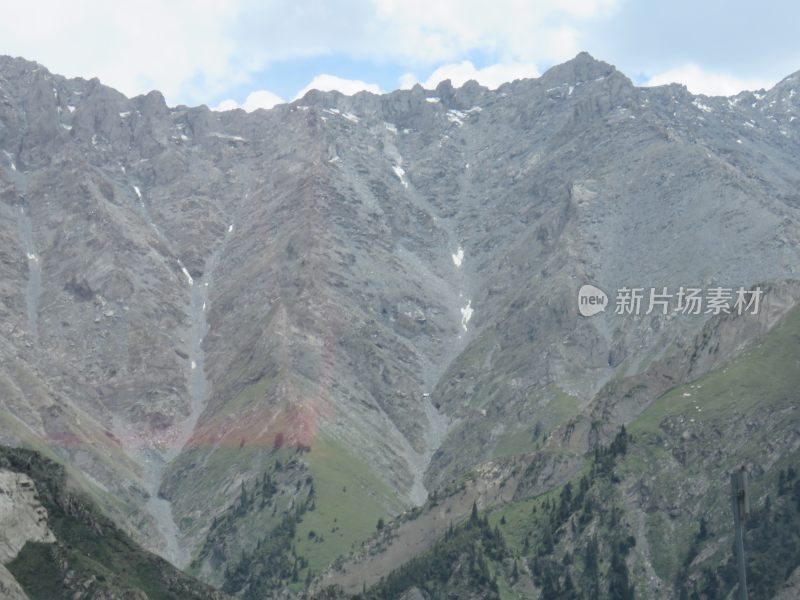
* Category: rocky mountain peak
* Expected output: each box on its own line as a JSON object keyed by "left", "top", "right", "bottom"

{"left": 1, "top": 52, "right": 800, "bottom": 599}
{"left": 540, "top": 51, "right": 620, "bottom": 85}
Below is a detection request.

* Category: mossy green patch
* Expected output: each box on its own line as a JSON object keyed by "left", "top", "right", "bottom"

{"left": 295, "top": 434, "right": 402, "bottom": 574}
{"left": 493, "top": 427, "right": 538, "bottom": 458}
{"left": 493, "top": 388, "right": 580, "bottom": 459}
{"left": 632, "top": 305, "right": 800, "bottom": 437}
{"left": 6, "top": 543, "right": 65, "bottom": 600}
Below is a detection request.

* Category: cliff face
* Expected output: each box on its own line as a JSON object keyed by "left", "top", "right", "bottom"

{"left": 0, "top": 468, "right": 55, "bottom": 600}
{"left": 0, "top": 470, "right": 55, "bottom": 563}
{"left": 1, "top": 52, "right": 799, "bottom": 596}
{"left": 0, "top": 446, "right": 231, "bottom": 599}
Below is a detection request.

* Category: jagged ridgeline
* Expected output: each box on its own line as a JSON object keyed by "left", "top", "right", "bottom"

{"left": 1, "top": 49, "right": 800, "bottom": 599}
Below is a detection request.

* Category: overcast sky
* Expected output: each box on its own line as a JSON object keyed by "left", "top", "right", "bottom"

{"left": 1, "top": 1, "right": 797, "bottom": 111}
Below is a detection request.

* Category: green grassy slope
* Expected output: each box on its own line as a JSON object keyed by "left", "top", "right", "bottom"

{"left": 346, "top": 306, "right": 800, "bottom": 599}
{"left": 295, "top": 435, "right": 403, "bottom": 574}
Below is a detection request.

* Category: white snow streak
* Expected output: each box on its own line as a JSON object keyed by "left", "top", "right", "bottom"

{"left": 452, "top": 247, "right": 464, "bottom": 267}
{"left": 208, "top": 132, "right": 247, "bottom": 142}
{"left": 446, "top": 109, "right": 466, "bottom": 126}
{"left": 393, "top": 165, "right": 409, "bottom": 188}
{"left": 4, "top": 151, "right": 15, "bottom": 171}
{"left": 460, "top": 301, "right": 473, "bottom": 331}
{"left": 692, "top": 100, "right": 713, "bottom": 113}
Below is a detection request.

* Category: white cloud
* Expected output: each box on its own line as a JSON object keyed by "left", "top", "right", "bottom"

{"left": 0, "top": 0, "right": 618, "bottom": 105}
{"left": 0, "top": 0, "right": 243, "bottom": 105}
{"left": 214, "top": 99, "right": 243, "bottom": 112}
{"left": 645, "top": 64, "right": 774, "bottom": 97}
{"left": 294, "top": 74, "right": 381, "bottom": 99}
{"left": 399, "top": 73, "right": 419, "bottom": 90}
{"left": 372, "top": 0, "right": 617, "bottom": 64}
{"left": 403, "top": 60, "right": 540, "bottom": 90}
{"left": 213, "top": 89, "right": 285, "bottom": 112}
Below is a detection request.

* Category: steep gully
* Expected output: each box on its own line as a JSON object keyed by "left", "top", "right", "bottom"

{"left": 117, "top": 181, "right": 232, "bottom": 566}
{"left": 17, "top": 203, "right": 41, "bottom": 344}
{"left": 382, "top": 127, "right": 476, "bottom": 505}
{"left": 4, "top": 152, "right": 41, "bottom": 345}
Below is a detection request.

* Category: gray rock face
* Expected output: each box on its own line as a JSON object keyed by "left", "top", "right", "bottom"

{"left": 0, "top": 51, "right": 799, "bottom": 574}
{"left": 0, "top": 470, "right": 55, "bottom": 563}
{"left": 773, "top": 566, "right": 800, "bottom": 600}
{"left": 0, "top": 469, "right": 53, "bottom": 599}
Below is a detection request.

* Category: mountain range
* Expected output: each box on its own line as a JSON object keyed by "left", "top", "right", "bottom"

{"left": 1, "top": 51, "right": 799, "bottom": 599}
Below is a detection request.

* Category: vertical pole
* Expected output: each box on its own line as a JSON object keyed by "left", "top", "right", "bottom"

{"left": 730, "top": 467, "right": 749, "bottom": 600}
